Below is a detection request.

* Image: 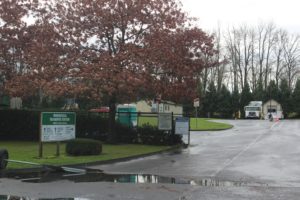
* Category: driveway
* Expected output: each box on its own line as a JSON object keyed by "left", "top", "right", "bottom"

{"left": 93, "top": 119, "right": 300, "bottom": 186}
{"left": 1, "top": 119, "right": 300, "bottom": 199}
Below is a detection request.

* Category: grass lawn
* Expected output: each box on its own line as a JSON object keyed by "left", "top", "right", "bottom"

{"left": 138, "top": 116, "right": 158, "bottom": 127}
{"left": 138, "top": 116, "right": 233, "bottom": 131}
{"left": 0, "top": 141, "right": 170, "bottom": 169}
{"left": 190, "top": 118, "right": 233, "bottom": 131}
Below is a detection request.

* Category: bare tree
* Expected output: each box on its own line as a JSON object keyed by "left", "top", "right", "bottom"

{"left": 224, "top": 25, "right": 255, "bottom": 91}
{"left": 250, "top": 29, "right": 257, "bottom": 91}
{"left": 225, "top": 27, "right": 240, "bottom": 91}
{"left": 256, "top": 22, "right": 277, "bottom": 89}
{"left": 273, "top": 29, "right": 286, "bottom": 87}
{"left": 282, "top": 34, "right": 300, "bottom": 90}
{"left": 240, "top": 25, "right": 254, "bottom": 89}
{"left": 210, "top": 26, "right": 226, "bottom": 91}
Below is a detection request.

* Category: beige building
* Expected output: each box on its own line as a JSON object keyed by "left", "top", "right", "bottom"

{"left": 135, "top": 100, "right": 183, "bottom": 115}
{"left": 10, "top": 97, "right": 22, "bottom": 109}
{"left": 262, "top": 99, "right": 284, "bottom": 119}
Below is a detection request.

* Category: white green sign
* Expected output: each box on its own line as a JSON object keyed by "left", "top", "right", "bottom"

{"left": 158, "top": 113, "right": 172, "bottom": 130}
{"left": 41, "top": 112, "right": 76, "bottom": 142}
{"left": 175, "top": 117, "right": 189, "bottom": 135}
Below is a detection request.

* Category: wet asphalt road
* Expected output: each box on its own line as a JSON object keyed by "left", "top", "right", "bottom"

{"left": 94, "top": 119, "right": 300, "bottom": 186}
{"left": 1, "top": 119, "right": 300, "bottom": 199}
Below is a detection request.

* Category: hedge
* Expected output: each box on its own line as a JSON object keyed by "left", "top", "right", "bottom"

{"left": 137, "top": 125, "right": 182, "bottom": 145}
{"left": 0, "top": 110, "right": 108, "bottom": 141}
{"left": 113, "top": 124, "right": 182, "bottom": 145}
{"left": 0, "top": 110, "right": 40, "bottom": 140}
{"left": 0, "top": 110, "right": 182, "bottom": 146}
{"left": 66, "top": 138, "right": 102, "bottom": 156}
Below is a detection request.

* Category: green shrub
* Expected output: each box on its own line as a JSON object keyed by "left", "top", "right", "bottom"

{"left": 66, "top": 138, "right": 102, "bottom": 156}
{"left": 137, "top": 125, "right": 182, "bottom": 145}
{"left": 76, "top": 112, "right": 109, "bottom": 141}
{"left": 115, "top": 122, "right": 138, "bottom": 144}
{"left": 0, "top": 110, "right": 109, "bottom": 141}
{"left": 0, "top": 110, "right": 40, "bottom": 140}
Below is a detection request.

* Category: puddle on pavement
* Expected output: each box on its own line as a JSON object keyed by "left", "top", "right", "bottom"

{"left": 0, "top": 169, "right": 266, "bottom": 187}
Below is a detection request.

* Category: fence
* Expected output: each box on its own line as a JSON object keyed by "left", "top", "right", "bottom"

{"left": 116, "top": 111, "right": 184, "bottom": 128}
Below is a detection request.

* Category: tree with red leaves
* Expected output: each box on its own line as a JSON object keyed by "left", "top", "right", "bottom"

{"left": 51, "top": 0, "right": 216, "bottom": 141}
{"left": 0, "top": 0, "right": 29, "bottom": 97}
{"left": 144, "top": 28, "right": 216, "bottom": 102}
{"left": 1, "top": 1, "right": 72, "bottom": 106}
{"left": 2, "top": 0, "right": 216, "bottom": 142}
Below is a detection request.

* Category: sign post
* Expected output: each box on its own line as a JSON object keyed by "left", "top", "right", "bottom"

{"left": 193, "top": 98, "right": 200, "bottom": 129}
{"left": 39, "top": 112, "right": 76, "bottom": 158}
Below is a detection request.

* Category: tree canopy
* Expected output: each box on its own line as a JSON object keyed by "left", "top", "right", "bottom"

{"left": 1, "top": 0, "right": 216, "bottom": 108}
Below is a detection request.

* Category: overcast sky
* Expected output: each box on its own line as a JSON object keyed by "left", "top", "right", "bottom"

{"left": 182, "top": 0, "right": 300, "bottom": 33}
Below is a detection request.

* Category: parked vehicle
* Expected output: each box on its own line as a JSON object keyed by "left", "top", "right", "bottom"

{"left": 244, "top": 101, "right": 263, "bottom": 119}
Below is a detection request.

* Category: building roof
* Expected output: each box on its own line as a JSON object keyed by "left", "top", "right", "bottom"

{"left": 263, "top": 99, "right": 281, "bottom": 106}
{"left": 137, "top": 99, "right": 181, "bottom": 106}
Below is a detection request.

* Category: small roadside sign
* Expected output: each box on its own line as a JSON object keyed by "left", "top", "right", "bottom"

{"left": 193, "top": 98, "right": 200, "bottom": 107}
{"left": 41, "top": 112, "right": 76, "bottom": 142}
{"left": 175, "top": 117, "right": 189, "bottom": 135}
{"left": 158, "top": 113, "right": 172, "bottom": 130}
{"left": 39, "top": 112, "right": 76, "bottom": 158}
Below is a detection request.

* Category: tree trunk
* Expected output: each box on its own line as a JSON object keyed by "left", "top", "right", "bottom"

{"left": 38, "top": 87, "right": 44, "bottom": 107}
{"left": 108, "top": 95, "right": 117, "bottom": 143}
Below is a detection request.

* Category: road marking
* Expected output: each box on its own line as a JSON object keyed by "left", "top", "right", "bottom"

{"left": 210, "top": 122, "right": 277, "bottom": 177}
{"left": 270, "top": 121, "right": 280, "bottom": 130}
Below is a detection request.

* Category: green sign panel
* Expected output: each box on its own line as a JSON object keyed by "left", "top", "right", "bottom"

{"left": 41, "top": 112, "right": 76, "bottom": 142}
{"left": 42, "top": 112, "right": 76, "bottom": 125}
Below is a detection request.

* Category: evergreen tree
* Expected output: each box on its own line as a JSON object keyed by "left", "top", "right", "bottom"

{"left": 253, "top": 82, "right": 266, "bottom": 102}
{"left": 231, "top": 88, "right": 240, "bottom": 118}
{"left": 279, "top": 79, "right": 292, "bottom": 117}
{"left": 240, "top": 82, "right": 253, "bottom": 118}
{"left": 202, "top": 82, "right": 217, "bottom": 118}
{"left": 266, "top": 80, "right": 280, "bottom": 102}
{"left": 216, "top": 85, "right": 233, "bottom": 118}
{"left": 292, "top": 79, "right": 300, "bottom": 116}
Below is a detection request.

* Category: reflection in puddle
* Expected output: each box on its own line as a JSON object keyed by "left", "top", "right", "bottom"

{"left": 0, "top": 169, "right": 266, "bottom": 187}
{"left": 0, "top": 195, "right": 87, "bottom": 200}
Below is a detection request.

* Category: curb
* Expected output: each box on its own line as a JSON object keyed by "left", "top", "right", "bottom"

{"left": 190, "top": 126, "right": 233, "bottom": 132}
{"left": 3, "top": 144, "right": 184, "bottom": 173}
{"left": 67, "top": 144, "right": 184, "bottom": 168}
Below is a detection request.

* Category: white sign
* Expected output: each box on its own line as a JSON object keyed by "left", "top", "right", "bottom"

{"left": 41, "top": 112, "right": 76, "bottom": 142}
{"left": 41, "top": 125, "right": 75, "bottom": 142}
{"left": 158, "top": 113, "right": 172, "bottom": 130}
{"left": 175, "top": 117, "right": 189, "bottom": 135}
{"left": 194, "top": 98, "right": 200, "bottom": 107}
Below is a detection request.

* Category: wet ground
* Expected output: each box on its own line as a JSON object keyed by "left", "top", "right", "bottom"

{"left": 0, "top": 168, "right": 266, "bottom": 186}
{"left": 1, "top": 120, "right": 300, "bottom": 199}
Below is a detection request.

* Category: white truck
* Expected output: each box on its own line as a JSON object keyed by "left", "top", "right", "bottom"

{"left": 244, "top": 101, "right": 263, "bottom": 119}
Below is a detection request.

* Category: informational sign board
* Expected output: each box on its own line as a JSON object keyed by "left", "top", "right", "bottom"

{"left": 158, "top": 113, "right": 172, "bottom": 130}
{"left": 193, "top": 98, "right": 200, "bottom": 107}
{"left": 41, "top": 112, "right": 76, "bottom": 142}
{"left": 158, "top": 103, "right": 164, "bottom": 112}
{"left": 175, "top": 117, "right": 189, "bottom": 135}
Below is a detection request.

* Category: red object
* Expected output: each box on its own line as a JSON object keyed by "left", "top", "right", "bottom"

{"left": 89, "top": 107, "right": 110, "bottom": 113}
